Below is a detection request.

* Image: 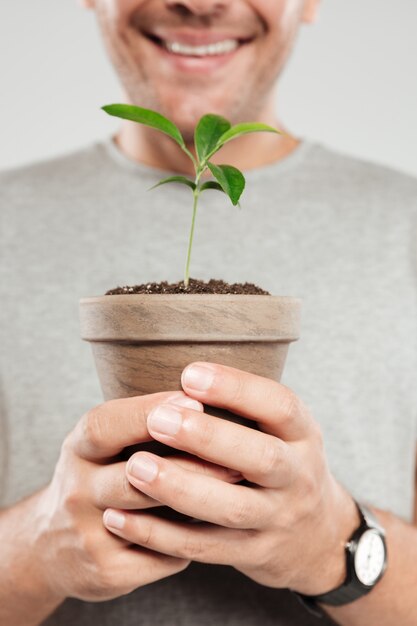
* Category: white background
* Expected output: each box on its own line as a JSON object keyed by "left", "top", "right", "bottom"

{"left": 1, "top": 0, "right": 416, "bottom": 176}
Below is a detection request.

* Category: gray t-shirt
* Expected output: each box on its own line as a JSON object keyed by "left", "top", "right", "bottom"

{"left": 1, "top": 137, "right": 416, "bottom": 625}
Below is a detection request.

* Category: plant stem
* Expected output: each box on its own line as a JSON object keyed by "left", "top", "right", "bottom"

{"left": 184, "top": 188, "right": 199, "bottom": 288}
{"left": 181, "top": 146, "right": 198, "bottom": 171}
{"left": 184, "top": 164, "right": 208, "bottom": 288}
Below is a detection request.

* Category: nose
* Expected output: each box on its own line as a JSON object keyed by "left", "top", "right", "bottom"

{"left": 165, "top": 0, "right": 227, "bottom": 18}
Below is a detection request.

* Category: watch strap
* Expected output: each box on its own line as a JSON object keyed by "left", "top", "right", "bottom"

{"left": 295, "top": 500, "right": 386, "bottom": 612}
{"left": 303, "top": 576, "right": 373, "bottom": 606}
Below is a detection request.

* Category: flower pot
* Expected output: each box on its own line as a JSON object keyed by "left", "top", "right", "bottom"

{"left": 80, "top": 292, "right": 300, "bottom": 428}
{"left": 80, "top": 294, "right": 300, "bottom": 519}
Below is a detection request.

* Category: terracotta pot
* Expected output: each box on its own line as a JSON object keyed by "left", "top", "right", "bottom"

{"left": 79, "top": 294, "right": 300, "bottom": 519}
{"left": 80, "top": 293, "right": 299, "bottom": 386}
{"left": 80, "top": 292, "right": 300, "bottom": 429}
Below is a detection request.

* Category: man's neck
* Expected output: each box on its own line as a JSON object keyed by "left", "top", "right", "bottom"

{"left": 114, "top": 106, "right": 300, "bottom": 176}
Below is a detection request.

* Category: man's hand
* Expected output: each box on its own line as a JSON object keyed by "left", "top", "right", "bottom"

{"left": 30, "top": 390, "right": 242, "bottom": 604}
{"left": 103, "top": 362, "right": 360, "bottom": 596}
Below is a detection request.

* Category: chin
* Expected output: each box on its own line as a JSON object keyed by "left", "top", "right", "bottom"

{"left": 157, "top": 92, "right": 238, "bottom": 141}
{"left": 125, "top": 79, "right": 248, "bottom": 141}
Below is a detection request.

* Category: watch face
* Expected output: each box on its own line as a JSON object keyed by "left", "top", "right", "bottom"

{"left": 354, "top": 529, "right": 386, "bottom": 585}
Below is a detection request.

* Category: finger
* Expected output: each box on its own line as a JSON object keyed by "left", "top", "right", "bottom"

{"left": 126, "top": 452, "right": 272, "bottom": 528}
{"left": 147, "top": 404, "right": 294, "bottom": 488}
{"left": 93, "top": 455, "right": 243, "bottom": 510}
{"left": 70, "top": 393, "right": 203, "bottom": 462}
{"left": 168, "top": 454, "right": 244, "bottom": 484}
{"left": 103, "top": 511, "right": 254, "bottom": 566}
{"left": 106, "top": 544, "right": 190, "bottom": 594}
{"left": 181, "top": 362, "right": 313, "bottom": 441}
{"left": 93, "top": 461, "right": 159, "bottom": 510}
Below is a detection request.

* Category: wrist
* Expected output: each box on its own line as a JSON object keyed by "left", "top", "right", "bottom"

{"left": 0, "top": 489, "right": 65, "bottom": 626}
{"left": 293, "top": 481, "right": 360, "bottom": 595}
{"left": 295, "top": 499, "right": 388, "bottom": 615}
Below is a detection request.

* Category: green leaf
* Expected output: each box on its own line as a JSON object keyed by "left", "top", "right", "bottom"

{"left": 149, "top": 176, "right": 196, "bottom": 191}
{"left": 102, "top": 104, "right": 186, "bottom": 149}
{"left": 207, "top": 163, "right": 245, "bottom": 206}
{"left": 215, "top": 123, "right": 281, "bottom": 150}
{"left": 199, "top": 181, "right": 225, "bottom": 194}
{"left": 194, "top": 114, "right": 231, "bottom": 163}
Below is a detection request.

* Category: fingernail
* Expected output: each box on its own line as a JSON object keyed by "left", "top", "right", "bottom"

{"left": 171, "top": 396, "right": 203, "bottom": 411}
{"left": 129, "top": 455, "right": 159, "bottom": 482}
{"left": 104, "top": 509, "right": 125, "bottom": 530}
{"left": 182, "top": 364, "right": 215, "bottom": 391}
{"left": 148, "top": 405, "right": 182, "bottom": 436}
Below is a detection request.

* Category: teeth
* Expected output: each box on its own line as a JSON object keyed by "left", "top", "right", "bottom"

{"left": 165, "top": 39, "right": 239, "bottom": 57}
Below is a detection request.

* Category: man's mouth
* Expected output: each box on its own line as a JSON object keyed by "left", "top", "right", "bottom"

{"left": 143, "top": 31, "right": 253, "bottom": 59}
{"left": 164, "top": 39, "right": 239, "bottom": 57}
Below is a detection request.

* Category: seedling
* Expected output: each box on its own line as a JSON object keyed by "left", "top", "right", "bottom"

{"left": 102, "top": 104, "right": 280, "bottom": 287}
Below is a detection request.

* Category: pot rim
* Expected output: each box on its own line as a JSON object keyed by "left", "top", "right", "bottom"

{"left": 79, "top": 294, "right": 301, "bottom": 344}
{"left": 80, "top": 294, "right": 301, "bottom": 304}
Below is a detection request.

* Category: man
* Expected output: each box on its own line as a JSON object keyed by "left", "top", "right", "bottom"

{"left": 0, "top": 1, "right": 416, "bottom": 625}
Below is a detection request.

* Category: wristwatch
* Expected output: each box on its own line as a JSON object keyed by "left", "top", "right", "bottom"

{"left": 295, "top": 501, "right": 388, "bottom": 616}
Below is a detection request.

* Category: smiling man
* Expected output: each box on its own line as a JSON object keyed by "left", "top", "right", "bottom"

{"left": 1, "top": 1, "right": 417, "bottom": 626}
{"left": 90, "top": 0, "right": 306, "bottom": 171}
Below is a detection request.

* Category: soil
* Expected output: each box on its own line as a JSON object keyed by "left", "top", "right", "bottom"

{"left": 105, "top": 278, "right": 270, "bottom": 296}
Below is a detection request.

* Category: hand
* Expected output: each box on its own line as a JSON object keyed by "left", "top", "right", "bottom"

{"left": 32, "top": 390, "right": 243, "bottom": 603}
{"left": 103, "top": 363, "right": 360, "bottom": 595}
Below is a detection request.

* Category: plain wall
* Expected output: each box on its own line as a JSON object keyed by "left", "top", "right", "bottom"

{"left": 1, "top": 0, "right": 416, "bottom": 176}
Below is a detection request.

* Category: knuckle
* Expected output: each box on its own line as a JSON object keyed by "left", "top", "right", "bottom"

{"left": 252, "top": 535, "right": 275, "bottom": 571}
{"left": 121, "top": 471, "right": 137, "bottom": 502}
{"left": 278, "top": 386, "right": 300, "bottom": 428}
{"left": 233, "top": 529, "right": 259, "bottom": 567}
{"left": 76, "top": 579, "right": 103, "bottom": 601}
{"left": 62, "top": 486, "right": 86, "bottom": 518}
{"left": 306, "top": 473, "right": 320, "bottom": 502}
{"left": 229, "top": 374, "right": 246, "bottom": 405}
{"left": 82, "top": 404, "right": 106, "bottom": 454}
{"left": 168, "top": 472, "right": 187, "bottom": 503}
{"left": 94, "top": 567, "right": 118, "bottom": 595}
{"left": 81, "top": 568, "right": 116, "bottom": 600}
{"left": 54, "top": 472, "right": 90, "bottom": 524}
{"left": 278, "top": 502, "right": 299, "bottom": 529}
{"left": 299, "top": 463, "right": 323, "bottom": 508}
{"left": 222, "top": 497, "right": 253, "bottom": 528}
{"left": 196, "top": 485, "right": 212, "bottom": 509}
{"left": 140, "top": 519, "right": 156, "bottom": 548}
{"left": 198, "top": 417, "right": 217, "bottom": 450}
{"left": 182, "top": 534, "right": 208, "bottom": 560}
{"left": 81, "top": 529, "right": 101, "bottom": 563}
{"left": 258, "top": 439, "right": 282, "bottom": 478}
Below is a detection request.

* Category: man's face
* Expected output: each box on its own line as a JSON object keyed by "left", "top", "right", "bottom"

{"left": 87, "top": 0, "right": 317, "bottom": 140}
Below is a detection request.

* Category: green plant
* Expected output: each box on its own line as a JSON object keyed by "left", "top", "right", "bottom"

{"left": 102, "top": 104, "right": 280, "bottom": 288}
